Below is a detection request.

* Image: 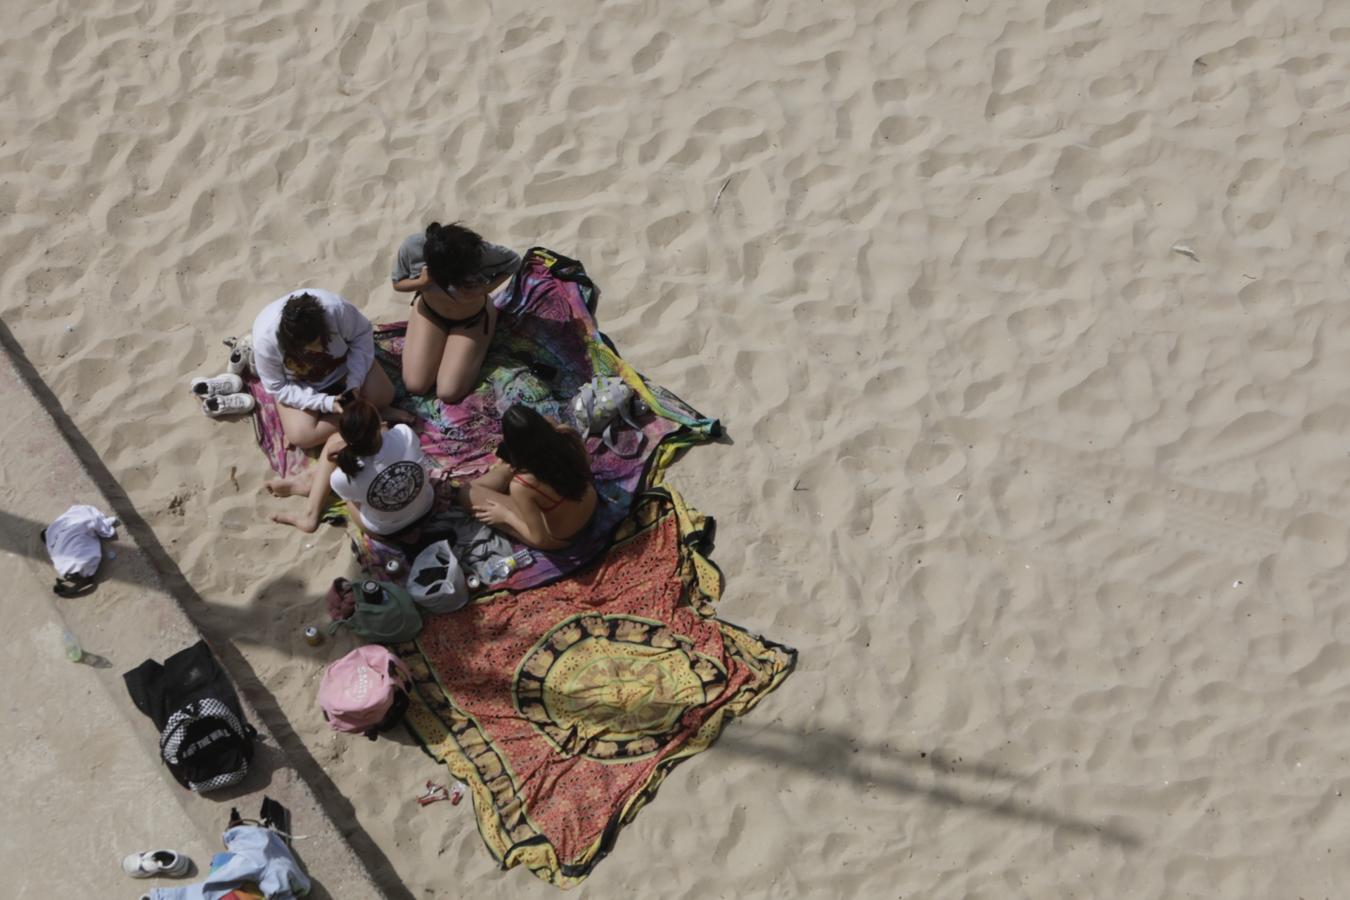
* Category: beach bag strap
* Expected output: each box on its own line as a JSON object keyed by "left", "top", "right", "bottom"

{"left": 600, "top": 381, "right": 646, "bottom": 458}
{"left": 600, "top": 420, "right": 644, "bottom": 458}
{"left": 615, "top": 392, "right": 643, "bottom": 433}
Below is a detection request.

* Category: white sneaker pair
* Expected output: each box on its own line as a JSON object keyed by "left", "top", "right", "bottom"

{"left": 191, "top": 373, "right": 255, "bottom": 417}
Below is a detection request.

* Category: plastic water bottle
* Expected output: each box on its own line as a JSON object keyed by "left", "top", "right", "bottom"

{"left": 486, "top": 556, "right": 516, "bottom": 583}
{"left": 61, "top": 629, "right": 84, "bottom": 663}
{"left": 487, "top": 550, "right": 536, "bottom": 583}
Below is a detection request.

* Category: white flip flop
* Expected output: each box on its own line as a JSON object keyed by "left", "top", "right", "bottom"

{"left": 203, "top": 392, "right": 256, "bottom": 417}
{"left": 122, "top": 849, "right": 191, "bottom": 878}
{"left": 191, "top": 373, "right": 244, "bottom": 398}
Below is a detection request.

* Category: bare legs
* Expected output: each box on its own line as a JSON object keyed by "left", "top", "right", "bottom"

{"left": 402, "top": 298, "right": 497, "bottom": 404}
{"left": 276, "top": 403, "right": 337, "bottom": 452}
{"left": 266, "top": 433, "right": 344, "bottom": 533}
{"left": 275, "top": 362, "right": 407, "bottom": 450}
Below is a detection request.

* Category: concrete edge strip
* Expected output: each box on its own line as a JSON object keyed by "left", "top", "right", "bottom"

{"left": 0, "top": 320, "right": 394, "bottom": 900}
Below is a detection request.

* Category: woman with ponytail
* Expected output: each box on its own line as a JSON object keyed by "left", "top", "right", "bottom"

{"left": 391, "top": 221, "right": 521, "bottom": 404}
{"left": 266, "top": 397, "right": 434, "bottom": 534}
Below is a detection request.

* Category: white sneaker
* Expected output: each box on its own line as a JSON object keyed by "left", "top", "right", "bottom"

{"left": 203, "top": 392, "right": 256, "bottom": 417}
{"left": 191, "top": 373, "right": 244, "bottom": 398}
{"left": 123, "top": 849, "right": 191, "bottom": 878}
{"left": 224, "top": 335, "right": 253, "bottom": 376}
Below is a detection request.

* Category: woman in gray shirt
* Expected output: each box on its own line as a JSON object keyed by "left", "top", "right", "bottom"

{"left": 392, "top": 222, "right": 521, "bottom": 404}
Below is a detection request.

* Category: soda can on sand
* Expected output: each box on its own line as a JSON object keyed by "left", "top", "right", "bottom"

{"left": 449, "top": 782, "right": 466, "bottom": 805}
{"left": 304, "top": 626, "right": 323, "bottom": 646}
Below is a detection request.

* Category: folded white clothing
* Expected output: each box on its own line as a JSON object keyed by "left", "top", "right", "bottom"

{"left": 44, "top": 504, "right": 117, "bottom": 580}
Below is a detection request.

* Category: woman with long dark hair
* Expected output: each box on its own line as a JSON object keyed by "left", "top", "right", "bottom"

{"left": 459, "top": 404, "right": 598, "bottom": 549}
{"left": 267, "top": 397, "right": 434, "bottom": 534}
{"left": 392, "top": 221, "right": 521, "bottom": 404}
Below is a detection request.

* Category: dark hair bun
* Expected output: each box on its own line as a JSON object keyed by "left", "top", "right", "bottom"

{"left": 424, "top": 222, "right": 487, "bottom": 291}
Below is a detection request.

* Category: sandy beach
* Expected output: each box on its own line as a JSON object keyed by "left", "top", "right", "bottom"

{"left": 5, "top": 0, "right": 1350, "bottom": 896}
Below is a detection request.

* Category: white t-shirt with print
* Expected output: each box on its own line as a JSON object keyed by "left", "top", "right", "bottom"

{"left": 329, "top": 424, "right": 434, "bottom": 535}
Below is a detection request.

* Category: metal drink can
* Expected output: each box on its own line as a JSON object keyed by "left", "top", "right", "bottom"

{"left": 304, "top": 626, "right": 322, "bottom": 646}
{"left": 466, "top": 575, "right": 481, "bottom": 591}
{"left": 385, "top": 558, "right": 404, "bottom": 577}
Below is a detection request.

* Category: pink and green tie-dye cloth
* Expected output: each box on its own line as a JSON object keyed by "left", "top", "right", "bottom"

{"left": 247, "top": 248, "right": 719, "bottom": 590}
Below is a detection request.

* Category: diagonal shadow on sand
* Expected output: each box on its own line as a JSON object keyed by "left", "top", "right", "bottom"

{"left": 714, "top": 722, "right": 1141, "bottom": 848}
{"left": 0, "top": 317, "right": 417, "bottom": 900}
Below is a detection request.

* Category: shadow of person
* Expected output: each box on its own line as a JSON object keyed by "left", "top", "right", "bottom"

{"left": 714, "top": 722, "right": 1140, "bottom": 848}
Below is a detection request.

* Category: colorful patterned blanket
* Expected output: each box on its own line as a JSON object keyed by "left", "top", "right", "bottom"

{"left": 248, "top": 248, "right": 719, "bottom": 588}
{"left": 249, "top": 250, "right": 795, "bottom": 886}
{"left": 396, "top": 486, "right": 797, "bottom": 887}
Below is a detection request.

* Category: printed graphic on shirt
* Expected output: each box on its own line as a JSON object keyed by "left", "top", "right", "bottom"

{"left": 283, "top": 344, "right": 342, "bottom": 383}
{"left": 367, "top": 461, "right": 425, "bottom": 512}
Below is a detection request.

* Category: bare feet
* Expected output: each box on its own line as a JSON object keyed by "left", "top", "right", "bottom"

{"left": 271, "top": 511, "right": 319, "bottom": 533}
{"left": 264, "top": 472, "right": 313, "bottom": 498}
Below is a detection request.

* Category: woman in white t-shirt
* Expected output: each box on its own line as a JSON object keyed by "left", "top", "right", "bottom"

{"left": 267, "top": 398, "right": 434, "bottom": 535}
{"left": 251, "top": 289, "right": 405, "bottom": 450}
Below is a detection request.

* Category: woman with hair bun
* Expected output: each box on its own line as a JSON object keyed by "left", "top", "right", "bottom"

{"left": 391, "top": 222, "right": 520, "bottom": 404}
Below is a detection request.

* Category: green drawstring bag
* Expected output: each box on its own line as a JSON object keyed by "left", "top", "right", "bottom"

{"left": 329, "top": 578, "right": 423, "bottom": 644}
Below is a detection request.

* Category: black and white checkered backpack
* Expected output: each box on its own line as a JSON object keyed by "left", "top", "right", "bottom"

{"left": 124, "top": 640, "right": 258, "bottom": 794}
{"left": 158, "top": 697, "right": 257, "bottom": 793}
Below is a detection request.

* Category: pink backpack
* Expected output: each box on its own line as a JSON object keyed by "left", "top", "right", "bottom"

{"left": 318, "top": 646, "right": 411, "bottom": 739}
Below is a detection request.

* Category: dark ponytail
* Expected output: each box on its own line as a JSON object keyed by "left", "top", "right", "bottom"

{"left": 333, "top": 398, "right": 383, "bottom": 478}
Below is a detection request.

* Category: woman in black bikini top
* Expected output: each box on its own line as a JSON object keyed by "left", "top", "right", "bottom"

{"left": 393, "top": 222, "right": 521, "bottom": 405}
